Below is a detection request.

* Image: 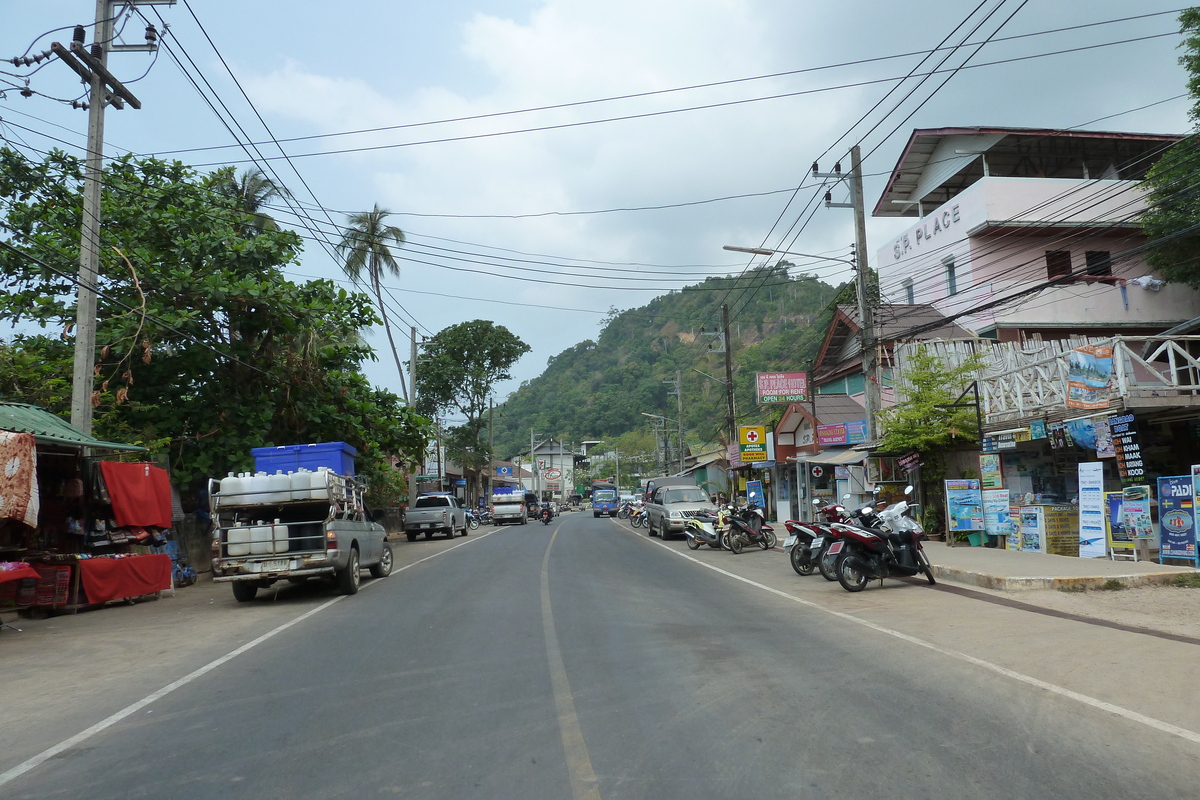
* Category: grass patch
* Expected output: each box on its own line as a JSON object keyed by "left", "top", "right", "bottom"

{"left": 1096, "top": 579, "right": 1127, "bottom": 591}
{"left": 1057, "top": 584, "right": 1087, "bottom": 593}
{"left": 1170, "top": 573, "right": 1200, "bottom": 589}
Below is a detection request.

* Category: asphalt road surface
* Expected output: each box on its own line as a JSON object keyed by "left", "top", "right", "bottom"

{"left": 4, "top": 513, "right": 1200, "bottom": 799}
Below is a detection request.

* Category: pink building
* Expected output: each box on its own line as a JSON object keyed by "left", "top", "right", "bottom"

{"left": 872, "top": 127, "right": 1200, "bottom": 341}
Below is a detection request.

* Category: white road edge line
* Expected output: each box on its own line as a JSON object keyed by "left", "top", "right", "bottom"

{"left": 634, "top": 524, "right": 1200, "bottom": 747}
{"left": 0, "top": 530, "right": 496, "bottom": 789}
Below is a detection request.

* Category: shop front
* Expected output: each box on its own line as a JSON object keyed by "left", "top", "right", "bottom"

{"left": 0, "top": 403, "right": 179, "bottom": 622}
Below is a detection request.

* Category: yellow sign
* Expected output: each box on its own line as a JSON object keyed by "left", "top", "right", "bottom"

{"left": 739, "top": 426, "right": 768, "bottom": 462}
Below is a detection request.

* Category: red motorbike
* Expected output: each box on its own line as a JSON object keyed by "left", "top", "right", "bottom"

{"left": 827, "top": 490, "right": 936, "bottom": 592}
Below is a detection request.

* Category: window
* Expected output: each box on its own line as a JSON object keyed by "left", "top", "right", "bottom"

{"left": 903, "top": 277, "right": 915, "bottom": 304}
{"left": 943, "top": 256, "right": 957, "bottom": 296}
{"left": 1046, "top": 250, "right": 1072, "bottom": 279}
{"left": 1085, "top": 251, "right": 1112, "bottom": 276}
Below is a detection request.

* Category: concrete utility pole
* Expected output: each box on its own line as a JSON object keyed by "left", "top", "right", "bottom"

{"left": 815, "top": 144, "right": 880, "bottom": 442}
{"left": 408, "top": 325, "right": 419, "bottom": 505}
{"left": 722, "top": 304, "right": 736, "bottom": 444}
{"left": 57, "top": 1, "right": 173, "bottom": 434}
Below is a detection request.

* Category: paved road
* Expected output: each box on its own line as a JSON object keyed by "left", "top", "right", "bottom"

{"left": 4, "top": 513, "right": 1200, "bottom": 798}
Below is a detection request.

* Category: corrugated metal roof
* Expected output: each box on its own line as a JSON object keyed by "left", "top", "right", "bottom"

{"left": 0, "top": 402, "right": 145, "bottom": 451}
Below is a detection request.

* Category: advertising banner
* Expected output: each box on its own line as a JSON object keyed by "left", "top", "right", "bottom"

{"left": 1121, "top": 485, "right": 1154, "bottom": 540}
{"left": 1157, "top": 476, "right": 1197, "bottom": 563}
{"left": 982, "top": 489, "right": 1011, "bottom": 540}
{"left": 944, "top": 479, "right": 984, "bottom": 532}
{"left": 817, "top": 420, "right": 868, "bottom": 447}
{"left": 1066, "top": 344, "right": 1113, "bottom": 410}
{"left": 1078, "top": 462, "right": 1106, "bottom": 558}
{"left": 1109, "top": 414, "right": 1144, "bottom": 484}
{"left": 1106, "top": 491, "right": 1130, "bottom": 551}
{"left": 756, "top": 372, "right": 808, "bottom": 404}
{"left": 979, "top": 454, "right": 1003, "bottom": 489}
{"left": 746, "top": 479, "right": 764, "bottom": 507}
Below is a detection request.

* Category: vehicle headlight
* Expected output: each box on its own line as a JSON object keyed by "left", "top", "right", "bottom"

{"left": 669, "top": 510, "right": 682, "bottom": 519}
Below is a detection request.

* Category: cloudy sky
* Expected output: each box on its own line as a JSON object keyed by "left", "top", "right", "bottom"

{"left": 2, "top": 1, "right": 1193, "bottom": 412}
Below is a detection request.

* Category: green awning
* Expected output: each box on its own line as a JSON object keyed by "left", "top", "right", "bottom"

{"left": 0, "top": 402, "right": 146, "bottom": 452}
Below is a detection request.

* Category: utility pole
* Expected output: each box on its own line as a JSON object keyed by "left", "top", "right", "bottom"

{"left": 722, "top": 304, "right": 736, "bottom": 444}
{"left": 487, "top": 397, "right": 494, "bottom": 500}
{"left": 57, "top": 1, "right": 172, "bottom": 434}
{"left": 676, "top": 369, "right": 684, "bottom": 473}
{"left": 408, "top": 325, "right": 419, "bottom": 505}
{"left": 814, "top": 144, "right": 879, "bottom": 441}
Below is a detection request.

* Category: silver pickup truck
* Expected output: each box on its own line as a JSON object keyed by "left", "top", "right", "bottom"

{"left": 209, "top": 472, "right": 391, "bottom": 602}
{"left": 404, "top": 493, "right": 469, "bottom": 541}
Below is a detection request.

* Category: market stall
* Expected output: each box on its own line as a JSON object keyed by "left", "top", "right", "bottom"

{"left": 0, "top": 403, "right": 179, "bottom": 619}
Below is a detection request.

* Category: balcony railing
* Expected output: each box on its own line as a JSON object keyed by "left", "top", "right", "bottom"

{"left": 893, "top": 335, "right": 1200, "bottom": 426}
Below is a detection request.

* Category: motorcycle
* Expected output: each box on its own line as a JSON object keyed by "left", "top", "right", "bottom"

{"left": 723, "top": 503, "right": 776, "bottom": 554}
{"left": 683, "top": 508, "right": 728, "bottom": 550}
{"left": 782, "top": 517, "right": 825, "bottom": 576}
{"left": 617, "top": 502, "right": 634, "bottom": 520}
{"left": 465, "top": 509, "right": 482, "bottom": 530}
{"left": 629, "top": 505, "right": 648, "bottom": 528}
{"left": 540, "top": 506, "right": 553, "bottom": 525}
{"left": 829, "top": 486, "right": 936, "bottom": 592}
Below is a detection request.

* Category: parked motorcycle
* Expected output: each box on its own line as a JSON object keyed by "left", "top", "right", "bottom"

{"left": 724, "top": 503, "right": 776, "bottom": 554}
{"left": 465, "top": 509, "right": 482, "bottom": 530}
{"left": 683, "top": 508, "right": 727, "bottom": 550}
{"left": 630, "top": 505, "right": 648, "bottom": 528}
{"left": 782, "top": 517, "right": 825, "bottom": 576}
{"left": 829, "top": 486, "right": 936, "bottom": 592}
{"left": 617, "top": 502, "right": 634, "bottom": 520}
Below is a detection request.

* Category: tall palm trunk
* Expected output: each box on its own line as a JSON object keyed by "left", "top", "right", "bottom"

{"left": 371, "top": 255, "right": 409, "bottom": 402}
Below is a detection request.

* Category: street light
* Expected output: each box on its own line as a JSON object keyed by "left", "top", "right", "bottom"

{"left": 722, "top": 244, "right": 856, "bottom": 267}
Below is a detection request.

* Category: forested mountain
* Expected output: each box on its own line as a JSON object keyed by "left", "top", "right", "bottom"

{"left": 491, "top": 264, "right": 848, "bottom": 458}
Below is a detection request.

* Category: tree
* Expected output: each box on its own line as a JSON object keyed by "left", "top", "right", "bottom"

{"left": 336, "top": 204, "right": 410, "bottom": 401}
{"left": 878, "top": 344, "right": 985, "bottom": 538}
{"left": 0, "top": 148, "right": 431, "bottom": 500}
{"left": 416, "top": 321, "right": 531, "bottom": 500}
{"left": 213, "top": 167, "right": 289, "bottom": 234}
{"left": 1142, "top": 9, "right": 1200, "bottom": 286}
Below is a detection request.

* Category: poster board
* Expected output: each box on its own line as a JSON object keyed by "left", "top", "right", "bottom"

{"left": 1157, "top": 475, "right": 1198, "bottom": 565}
{"left": 1078, "top": 462, "right": 1106, "bottom": 558}
{"left": 944, "top": 479, "right": 984, "bottom": 532}
{"left": 982, "top": 489, "right": 1011, "bottom": 541}
{"left": 979, "top": 454, "right": 1003, "bottom": 490}
{"left": 1105, "top": 491, "right": 1131, "bottom": 552}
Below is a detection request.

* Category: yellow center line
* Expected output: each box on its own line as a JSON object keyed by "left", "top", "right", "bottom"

{"left": 541, "top": 526, "right": 603, "bottom": 800}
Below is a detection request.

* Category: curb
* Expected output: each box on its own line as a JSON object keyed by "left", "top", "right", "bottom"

{"left": 929, "top": 564, "right": 1193, "bottom": 591}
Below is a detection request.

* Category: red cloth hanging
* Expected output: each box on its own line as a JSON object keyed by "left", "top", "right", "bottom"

{"left": 78, "top": 554, "right": 171, "bottom": 603}
{"left": 98, "top": 462, "right": 173, "bottom": 528}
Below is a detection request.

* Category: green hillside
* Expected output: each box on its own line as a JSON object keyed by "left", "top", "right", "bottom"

{"left": 492, "top": 263, "right": 846, "bottom": 458}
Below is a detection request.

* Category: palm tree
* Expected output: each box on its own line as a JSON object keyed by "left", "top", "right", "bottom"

{"left": 215, "top": 167, "right": 289, "bottom": 234}
{"left": 337, "top": 204, "right": 409, "bottom": 401}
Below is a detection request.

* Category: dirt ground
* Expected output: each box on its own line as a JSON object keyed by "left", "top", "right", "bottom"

{"left": 962, "top": 580, "right": 1200, "bottom": 639}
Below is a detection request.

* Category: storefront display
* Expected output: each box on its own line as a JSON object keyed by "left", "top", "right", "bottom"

{"left": 1157, "top": 475, "right": 1197, "bottom": 566}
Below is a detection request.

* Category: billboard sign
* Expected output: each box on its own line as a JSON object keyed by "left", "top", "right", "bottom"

{"left": 756, "top": 372, "right": 808, "bottom": 404}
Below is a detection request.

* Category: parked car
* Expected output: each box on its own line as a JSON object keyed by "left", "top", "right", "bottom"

{"left": 645, "top": 478, "right": 716, "bottom": 540}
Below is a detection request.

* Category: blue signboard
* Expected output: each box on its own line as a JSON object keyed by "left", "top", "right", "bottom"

{"left": 746, "top": 480, "right": 764, "bottom": 508}
{"left": 1157, "top": 475, "right": 1197, "bottom": 565}
{"left": 496, "top": 465, "right": 513, "bottom": 476}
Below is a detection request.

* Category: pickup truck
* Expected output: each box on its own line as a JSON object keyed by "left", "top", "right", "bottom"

{"left": 404, "top": 493, "right": 469, "bottom": 541}
{"left": 645, "top": 477, "right": 716, "bottom": 540}
{"left": 209, "top": 471, "right": 391, "bottom": 602}
{"left": 490, "top": 492, "right": 528, "bottom": 525}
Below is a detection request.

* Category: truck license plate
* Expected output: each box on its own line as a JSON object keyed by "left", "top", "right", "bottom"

{"left": 261, "top": 559, "right": 289, "bottom": 572}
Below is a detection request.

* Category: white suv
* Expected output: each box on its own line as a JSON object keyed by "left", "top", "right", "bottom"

{"left": 645, "top": 479, "right": 715, "bottom": 540}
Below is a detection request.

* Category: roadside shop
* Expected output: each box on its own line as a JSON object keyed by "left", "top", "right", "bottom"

{"left": 0, "top": 403, "right": 179, "bottom": 623}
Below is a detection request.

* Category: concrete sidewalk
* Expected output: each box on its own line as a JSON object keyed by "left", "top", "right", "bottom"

{"left": 924, "top": 542, "right": 1196, "bottom": 591}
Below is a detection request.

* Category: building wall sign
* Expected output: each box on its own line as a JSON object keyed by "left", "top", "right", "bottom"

{"left": 892, "top": 204, "right": 962, "bottom": 260}
{"left": 739, "top": 426, "right": 768, "bottom": 462}
{"left": 756, "top": 372, "right": 809, "bottom": 404}
{"left": 817, "top": 420, "right": 868, "bottom": 447}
